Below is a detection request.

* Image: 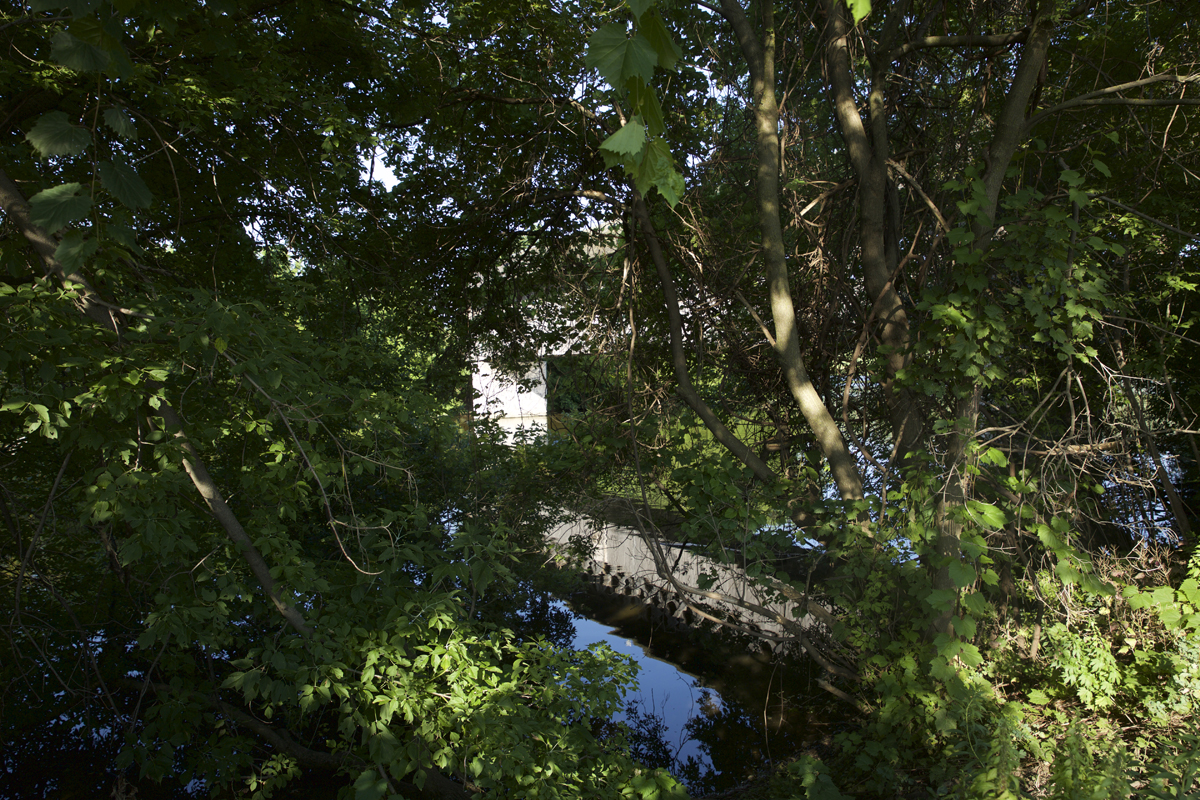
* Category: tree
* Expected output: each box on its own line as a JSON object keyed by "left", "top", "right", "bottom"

{"left": 568, "top": 0, "right": 1200, "bottom": 791}
{"left": 1, "top": 1, "right": 688, "bottom": 797}
{"left": 4, "top": 0, "right": 1200, "bottom": 795}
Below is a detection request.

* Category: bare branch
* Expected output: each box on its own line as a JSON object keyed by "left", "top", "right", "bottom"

{"left": 1023, "top": 73, "right": 1200, "bottom": 133}
{"left": 1095, "top": 195, "right": 1200, "bottom": 242}
{"left": 890, "top": 29, "right": 1028, "bottom": 62}
{"left": 887, "top": 160, "right": 950, "bottom": 233}
{"left": 633, "top": 191, "right": 779, "bottom": 484}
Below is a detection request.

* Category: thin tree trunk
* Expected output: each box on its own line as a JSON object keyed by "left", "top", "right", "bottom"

{"left": 822, "top": 0, "right": 923, "bottom": 467}
{"left": 930, "top": 387, "right": 981, "bottom": 638}
{"left": 722, "top": 0, "right": 865, "bottom": 502}
{"left": 632, "top": 192, "right": 779, "bottom": 485}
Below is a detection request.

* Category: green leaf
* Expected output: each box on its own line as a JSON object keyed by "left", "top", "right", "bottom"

{"left": 846, "top": 0, "right": 871, "bottom": 22}
{"left": 28, "top": 183, "right": 92, "bottom": 233}
{"left": 119, "top": 537, "right": 143, "bottom": 564}
{"left": 953, "top": 614, "right": 977, "bottom": 640}
{"left": 1149, "top": 585, "right": 1176, "bottom": 607}
{"left": 961, "top": 591, "right": 991, "bottom": 616}
{"left": 637, "top": 11, "right": 682, "bottom": 71}
{"left": 927, "top": 588, "right": 957, "bottom": 613}
{"left": 978, "top": 447, "right": 1008, "bottom": 468}
{"left": 51, "top": 29, "right": 110, "bottom": 72}
{"left": 632, "top": 137, "right": 684, "bottom": 205}
{"left": 966, "top": 500, "right": 1006, "bottom": 529}
{"left": 99, "top": 157, "right": 153, "bottom": 209}
{"left": 105, "top": 223, "right": 141, "bottom": 252}
{"left": 627, "top": 0, "right": 652, "bottom": 18}
{"left": 1055, "top": 561, "right": 1081, "bottom": 584}
{"left": 1028, "top": 689, "right": 1050, "bottom": 705}
{"left": 103, "top": 108, "right": 138, "bottom": 141}
{"left": 949, "top": 560, "right": 977, "bottom": 589}
{"left": 1158, "top": 604, "right": 1182, "bottom": 629}
{"left": 1080, "top": 573, "right": 1115, "bottom": 597}
{"left": 1180, "top": 579, "right": 1200, "bottom": 606}
{"left": 585, "top": 25, "right": 657, "bottom": 90}
{"left": 957, "top": 642, "right": 982, "bottom": 666}
{"left": 626, "top": 76, "right": 666, "bottom": 137}
{"left": 353, "top": 768, "right": 388, "bottom": 800}
{"left": 599, "top": 117, "right": 647, "bottom": 158}
{"left": 26, "top": 111, "right": 91, "bottom": 157}
{"left": 1036, "top": 523, "right": 1065, "bottom": 552}
{"left": 53, "top": 230, "right": 98, "bottom": 272}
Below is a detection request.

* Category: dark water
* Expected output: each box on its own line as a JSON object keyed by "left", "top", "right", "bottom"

{"left": 562, "top": 590, "right": 825, "bottom": 796}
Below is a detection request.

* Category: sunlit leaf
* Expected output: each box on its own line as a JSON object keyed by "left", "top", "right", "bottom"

{"left": 1180, "top": 579, "right": 1200, "bottom": 606}
{"left": 26, "top": 111, "right": 91, "bottom": 157}
{"left": 961, "top": 591, "right": 991, "bottom": 616}
{"left": 585, "top": 25, "right": 657, "bottom": 90}
{"left": 599, "top": 117, "right": 647, "bottom": 158}
{"left": 846, "top": 0, "right": 871, "bottom": 23}
{"left": 978, "top": 447, "right": 1008, "bottom": 468}
{"left": 28, "top": 183, "right": 92, "bottom": 233}
{"left": 966, "top": 500, "right": 1006, "bottom": 529}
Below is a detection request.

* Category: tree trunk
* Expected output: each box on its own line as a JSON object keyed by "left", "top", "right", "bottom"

{"left": 722, "top": 0, "right": 865, "bottom": 502}
{"left": 822, "top": 0, "right": 923, "bottom": 468}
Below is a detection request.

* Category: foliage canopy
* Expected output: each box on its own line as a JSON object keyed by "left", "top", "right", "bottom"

{"left": 2, "top": 0, "right": 1200, "bottom": 797}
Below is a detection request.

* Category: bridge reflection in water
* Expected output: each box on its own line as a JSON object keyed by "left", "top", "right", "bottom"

{"left": 546, "top": 512, "right": 831, "bottom": 795}
{"left": 547, "top": 514, "right": 826, "bottom": 647}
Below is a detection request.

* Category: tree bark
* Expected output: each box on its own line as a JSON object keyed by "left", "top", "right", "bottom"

{"left": 929, "top": 387, "right": 981, "bottom": 638}
{"left": 976, "top": 4, "right": 1057, "bottom": 235}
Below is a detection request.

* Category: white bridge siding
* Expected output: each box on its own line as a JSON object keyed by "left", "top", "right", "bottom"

{"left": 547, "top": 516, "right": 824, "bottom": 647}
{"left": 472, "top": 358, "right": 549, "bottom": 438}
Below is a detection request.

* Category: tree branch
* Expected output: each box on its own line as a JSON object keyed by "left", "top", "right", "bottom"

{"left": 977, "top": 5, "right": 1056, "bottom": 230}
{"left": 889, "top": 30, "right": 1028, "bottom": 61}
{"left": 1023, "top": 73, "right": 1200, "bottom": 134}
{"left": 1095, "top": 195, "right": 1200, "bottom": 242}
{"left": 632, "top": 192, "right": 779, "bottom": 484}
{"left": 823, "top": 0, "right": 922, "bottom": 470}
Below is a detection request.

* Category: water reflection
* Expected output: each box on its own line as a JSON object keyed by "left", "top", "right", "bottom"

{"left": 565, "top": 598, "right": 812, "bottom": 795}
{"left": 572, "top": 613, "right": 709, "bottom": 769}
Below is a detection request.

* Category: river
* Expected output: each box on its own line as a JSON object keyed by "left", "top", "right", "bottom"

{"left": 559, "top": 587, "right": 827, "bottom": 796}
